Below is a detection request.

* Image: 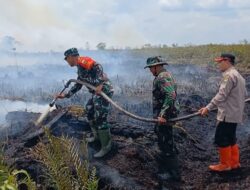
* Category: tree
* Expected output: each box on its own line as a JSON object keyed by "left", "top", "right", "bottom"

{"left": 172, "top": 43, "right": 178, "bottom": 47}
{"left": 85, "top": 42, "right": 90, "bottom": 50}
{"left": 0, "top": 36, "right": 20, "bottom": 51}
{"left": 96, "top": 42, "right": 106, "bottom": 50}
{"left": 239, "top": 39, "right": 248, "bottom": 45}
{"left": 142, "top": 43, "right": 152, "bottom": 49}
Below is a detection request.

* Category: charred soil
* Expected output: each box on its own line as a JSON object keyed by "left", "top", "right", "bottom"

{"left": 1, "top": 97, "right": 250, "bottom": 190}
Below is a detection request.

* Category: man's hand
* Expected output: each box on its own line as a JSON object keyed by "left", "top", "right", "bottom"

{"left": 199, "top": 107, "right": 209, "bottom": 116}
{"left": 55, "top": 93, "right": 66, "bottom": 99}
{"left": 158, "top": 116, "right": 167, "bottom": 125}
{"left": 95, "top": 84, "right": 103, "bottom": 95}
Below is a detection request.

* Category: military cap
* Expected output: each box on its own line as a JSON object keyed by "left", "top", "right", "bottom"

{"left": 64, "top": 48, "right": 79, "bottom": 60}
{"left": 144, "top": 56, "right": 168, "bottom": 69}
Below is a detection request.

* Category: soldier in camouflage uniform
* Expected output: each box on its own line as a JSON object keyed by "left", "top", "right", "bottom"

{"left": 144, "top": 56, "right": 181, "bottom": 181}
{"left": 56, "top": 48, "right": 114, "bottom": 158}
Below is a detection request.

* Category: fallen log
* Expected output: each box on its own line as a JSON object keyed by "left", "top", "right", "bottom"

{"left": 23, "top": 109, "right": 68, "bottom": 141}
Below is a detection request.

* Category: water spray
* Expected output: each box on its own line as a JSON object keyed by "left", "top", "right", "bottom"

{"left": 35, "top": 81, "right": 71, "bottom": 126}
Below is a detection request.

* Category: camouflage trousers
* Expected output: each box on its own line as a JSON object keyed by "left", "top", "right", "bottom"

{"left": 86, "top": 90, "right": 113, "bottom": 130}
{"left": 155, "top": 123, "right": 179, "bottom": 172}
{"left": 155, "top": 123, "right": 175, "bottom": 158}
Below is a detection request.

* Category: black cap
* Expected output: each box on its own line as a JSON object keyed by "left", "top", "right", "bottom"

{"left": 64, "top": 48, "right": 79, "bottom": 60}
{"left": 215, "top": 53, "right": 235, "bottom": 64}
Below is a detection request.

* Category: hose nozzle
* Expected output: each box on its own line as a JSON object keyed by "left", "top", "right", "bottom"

{"left": 49, "top": 80, "right": 72, "bottom": 107}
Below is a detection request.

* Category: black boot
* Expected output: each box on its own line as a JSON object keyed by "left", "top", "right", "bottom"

{"left": 165, "top": 156, "right": 181, "bottom": 182}
{"left": 157, "top": 155, "right": 181, "bottom": 182}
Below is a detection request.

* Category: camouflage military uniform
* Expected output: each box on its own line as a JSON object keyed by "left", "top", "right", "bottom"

{"left": 66, "top": 63, "right": 114, "bottom": 129}
{"left": 153, "top": 68, "right": 180, "bottom": 172}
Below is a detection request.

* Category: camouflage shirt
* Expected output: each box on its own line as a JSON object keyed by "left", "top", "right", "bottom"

{"left": 66, "top": 63, "right": 113, "bottom": 98}
{"left": 153, "top": 68, "right": 179, "bottom": 119}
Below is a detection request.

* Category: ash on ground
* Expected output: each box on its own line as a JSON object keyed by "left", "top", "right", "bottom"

{"left": 1, "top": 95, "right": 250, "bottom": 190}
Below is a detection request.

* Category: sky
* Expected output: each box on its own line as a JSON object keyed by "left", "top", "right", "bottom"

{"left": 0, "top": 0, "right": 250, "bottom": 51}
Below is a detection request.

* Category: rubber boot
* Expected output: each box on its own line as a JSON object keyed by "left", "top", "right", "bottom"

{"left": 231, "top": 144, "right": 240, "bottom": 169}
{"left": 166, "top": 156, "right": 181, "bottom": 181}
{"left": 158, "top": 155, "right": 181, "bottom": 182}
{"left": 209, "top": 146, "right": 231, "bottom": 171}
{"left": 94, "top": 128, "right": 112, "bottom": 158}
{"left": 86, "top": 121, "right": 98, "bottom": 143}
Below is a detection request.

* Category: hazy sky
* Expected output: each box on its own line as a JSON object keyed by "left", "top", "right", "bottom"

{"left": 1, "top": 0, "right": 250, "bottom": 51}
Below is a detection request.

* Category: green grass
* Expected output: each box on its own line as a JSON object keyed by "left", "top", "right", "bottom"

{"left": 109, "top": 44, "right": 250, "bottom": 70}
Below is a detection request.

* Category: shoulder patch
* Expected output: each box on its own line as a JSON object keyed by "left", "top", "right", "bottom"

{"left": 222, "top": 75, "right": 230, "bottom": 83}
{"left": 158, "top": 71, "right": 171, "bottom": 78}
{"left": 220, "top": 75, "right": 231, "bottom": 88}
{"left": 80, "top": 59, "right": 87, "bottom": 64}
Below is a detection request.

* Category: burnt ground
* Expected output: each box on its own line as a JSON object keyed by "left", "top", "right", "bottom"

{"left": 1, "top": 95, "right": 250, "bottom": 190}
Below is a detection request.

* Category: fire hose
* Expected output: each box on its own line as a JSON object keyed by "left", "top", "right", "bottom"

{"left": 56, "top": 79, "right": 250, "bottom": 123}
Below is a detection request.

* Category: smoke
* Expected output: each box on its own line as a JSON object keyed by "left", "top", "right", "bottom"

{"left": 0, "top": 49, "right": 223, "bottom": 126}
{"left": 0, "top": 49, "right": 220, "bottom": 100}
{"left": 0, "top": 100, "right": 48, "bottom": 125}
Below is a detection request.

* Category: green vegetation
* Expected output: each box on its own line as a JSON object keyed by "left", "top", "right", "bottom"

{"left": 0, "top": 148, "right": 36, "bottom": 190}
{"left": 0, "top": 124, "right": 98, "bottom": 190}
{"left": 30, "top": 129, "right": 98, "bottom": 190}
{"left": 106, "top": 43, "right": 250, "bottom": 71}
{"left": 123, "top": 44, "right": 250, "bottom": 70}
